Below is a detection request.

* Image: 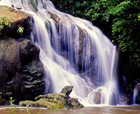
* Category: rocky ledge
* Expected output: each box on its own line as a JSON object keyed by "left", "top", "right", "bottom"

{"left": 0, "top": 6, "right": 32, "bottom": 38}
{"left": 0, "top": 6, "right": 45, "bottom": 105}
{"left": 19, "top": 86, "right": 83, "bottom": 109}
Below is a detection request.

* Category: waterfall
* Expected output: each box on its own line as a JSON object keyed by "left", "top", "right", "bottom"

{"left": 0, "top": 0, "right": 119, "bottom": 106}
{"left": 133, "top": 83, "right": 140, "bottom": 104}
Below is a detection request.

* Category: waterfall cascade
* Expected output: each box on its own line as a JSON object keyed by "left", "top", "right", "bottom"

{"left": 133, "top": 83, "right": 140, "bottom": 104}
{"left": 0, "top": 0, "right": 119, "bottom": 106}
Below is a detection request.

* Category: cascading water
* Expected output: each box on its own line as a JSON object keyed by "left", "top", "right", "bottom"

{"left": 0, "top": 0, "right": 119, "bottom": 106}
{"left": 133, "top": 83, "right": 140, "bottom": 104}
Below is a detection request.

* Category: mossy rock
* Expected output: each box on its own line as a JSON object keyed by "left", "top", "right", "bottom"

{"left": 19, "top": 86, "right": 83, "bottom": 109}
{"left": 19, "top": 99, "right": 65, "bottom": 109}
{"left": 0, "top": 6, "right": 30, "bottom": 22}
{"left": 0, "top": 6, "right": 32, "bottom": 38}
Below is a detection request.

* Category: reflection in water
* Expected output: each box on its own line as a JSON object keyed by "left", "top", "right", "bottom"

{"left": 0, "top": 106, "right": 140, "bottom": 114}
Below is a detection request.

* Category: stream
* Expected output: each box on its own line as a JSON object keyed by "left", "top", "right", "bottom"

{"left": 0, "top": 106, "right": 140, "bottom": 114}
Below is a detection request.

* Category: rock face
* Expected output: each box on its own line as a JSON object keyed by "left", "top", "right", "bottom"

{"left": 0, "top": 6, "right": 45, "bottom": 105}
{"left": 19, "top": 86, "right": 83, "bottom": 109}
{"left": 0, "top": 38, "right": 45, "bottom": 104}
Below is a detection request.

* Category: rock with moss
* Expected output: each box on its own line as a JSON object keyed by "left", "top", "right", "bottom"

{"left": 0, "top": 5, "right": 46, "bottom": 105}
{"left": 19, "top": 86, "right": 83, "bottom": 109}
{"left": 68, "top": 98, "right": 83, "bottom": 108}
{"left": 0, "top": 6, "right": 32, "bottom": 38}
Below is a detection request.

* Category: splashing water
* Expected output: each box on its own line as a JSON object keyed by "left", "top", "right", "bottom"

{"left": 0, "top": 0, "right": 119, "bottom": 106}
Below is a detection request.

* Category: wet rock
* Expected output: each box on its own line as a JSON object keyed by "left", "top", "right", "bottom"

{"left": 60, "top": 86, "right": 73, "bottom": 97}
{"left": 132, "top": 83, "right": 140, "bottom": 104}
{"left": 20, "top": 40, "right": 40, "bottom": 63}
{"left": 93, "top": 92, "right": 101, "bottom": 104}
{"left": 0, "top": 95, "right": 7, "bottom": 105}
{"left": 68, "top": 98, "right": 83, "bottom": 108}
{"left": 19, "top": 86, "right": 83, "bottom": 109}
{"left": 119, "top": 95, "right": 130, "bottom": 105}
{"left": 0, "top": 38, "right": 45, "bottom": 104}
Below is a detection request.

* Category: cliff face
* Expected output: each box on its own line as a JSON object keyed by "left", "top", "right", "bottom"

{"left": 0, "top": 6, "right": 45, "bottom": 105}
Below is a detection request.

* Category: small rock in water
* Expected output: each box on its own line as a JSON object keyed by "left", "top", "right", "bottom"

{"left": 93, "top": 92, "right": 101, "bottom": 104}
{"left": 11, "top": 5, "right": 14, "bottom": 8}
{"left": 16, "top": 7, "right": 22, "bottom": 10}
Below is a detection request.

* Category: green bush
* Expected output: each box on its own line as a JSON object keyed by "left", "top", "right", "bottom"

{"left": 17, "top": 26, "right": 24, "bottom": 36}
{"left": 0, "top": 17, "right": 11, "bottom": 35}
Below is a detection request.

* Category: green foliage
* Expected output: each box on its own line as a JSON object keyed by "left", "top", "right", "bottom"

{"left": 111, "top": 0, "right": 140, "bottom": 67}
{"left": 138, "top": 14, "right": 140, "bottom": 21}
{"left": 9, "top": 97, "right": 17, "bottom": 114}
{"left": 30, "top": 0, "right": 38, "bottom": 11}
{"left": 0, "top": 17, "right": 11, "bottom": 35}
{"left": 17, "top": 26, "right": 24, "bottom": 36}
{"left": 56, "top": 0, "right": 92, "bottom": 17}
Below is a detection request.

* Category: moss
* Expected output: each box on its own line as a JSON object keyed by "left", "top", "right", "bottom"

{"left": 48, "top": 103, "right": 64, "bottom": 110}
{"left": 30, "top": 0, "right": 38, "bottom": 12}
{"left": 19, "top": 99, "right": 65, "bottom": 109}
{"left": 19, "top": 86, "right": 83, "bottom": 109}
{"left": 49, "top": 12, "right": 60, "bottom": 22}
{"left": 0, "top": 6, "right": 30, "bottom": 23}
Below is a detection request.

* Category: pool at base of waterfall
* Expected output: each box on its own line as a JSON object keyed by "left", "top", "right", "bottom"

{"left": 0, "top": 106, "right": 140, "bottom": 114}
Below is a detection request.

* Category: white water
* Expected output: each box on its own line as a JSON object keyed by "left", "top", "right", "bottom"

{"left": 0, "top": 0, "right": 119, "bottom": 106}
{"left": 133, "top": 83, "right": 140, "bottom": 104}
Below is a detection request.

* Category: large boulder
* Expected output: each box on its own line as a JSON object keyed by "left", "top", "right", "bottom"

{"left": 19, "top": 86, "right": 83, "bottom": 109}
{"left": 0, "top": 38, "right": 45, "bottom": 104}
{"left": 0, "top": 6, "right": 45, "bottom": 105}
